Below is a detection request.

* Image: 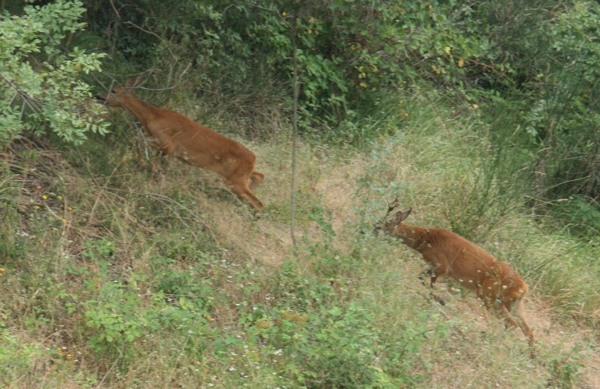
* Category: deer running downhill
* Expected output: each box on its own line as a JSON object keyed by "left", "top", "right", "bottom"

{"left": 97, "top": 76, "right": 264, "bottom": 212}
{"left": 374, "top": 200, "right": 534, "bottom": 346}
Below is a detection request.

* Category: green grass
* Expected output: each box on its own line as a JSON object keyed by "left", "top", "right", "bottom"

{"left": 0, "top": 91, "right": 599, "bottom": 388}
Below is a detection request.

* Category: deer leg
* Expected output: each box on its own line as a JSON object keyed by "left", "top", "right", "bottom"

{"left": 222, "top": 164, "right": 265, "bottom": 213}
{"left": 419, "top": 268, "right": 446, "bottom": 306}
{"left": 143, "top": 132, "right": 173, "bottom": 173}
{"left": 240, "top": 187, "right": 264, "bottom": 213}
{"left": 479, "top": 285, "right": 501, "bottom": 311}
{"left": 249, "top": 171, "right": 265, "bottom": 191}
{"left": 226, "top": 178, "right": 264, "bottom": 213}
{"left": 150, "top": 150, "right": 168, "bottom": 173}
{"left": 419, "top": 268, "right": 434, "bottom": 288}
{"left": 499, "top": 301, "right": 534, "bottom": 348}
{"left": 420, "top": 266, "right": 444, "bottom": 287}
{"left": 499, "top": 302, "right": 520, "bottom": 329}
{"left": 506, "top": 299, "right": 535, "bottom": 347}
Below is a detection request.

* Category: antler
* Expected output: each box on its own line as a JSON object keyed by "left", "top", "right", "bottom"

{"left": 384, "top": 198, "right": 400, "bottom": 218}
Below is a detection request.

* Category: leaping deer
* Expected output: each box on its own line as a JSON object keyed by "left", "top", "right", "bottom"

{"left": 97, "top": 76, "right": 264, "bottom": 212}
{"left": 374, "top": 200, "right": 534, "bottom": 347}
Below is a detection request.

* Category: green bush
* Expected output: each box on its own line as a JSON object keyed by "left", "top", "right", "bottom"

{"left": 475, "top": 1, "right": 600, "bottom": 216}
{"left": 85, "top": 0, "right": 493, "bottom": 140}
{"left": 0, "top": 0, "right": 108, "bottom": 145}
{"left": 247, "top": 303, "right": 443, "bottom": 388}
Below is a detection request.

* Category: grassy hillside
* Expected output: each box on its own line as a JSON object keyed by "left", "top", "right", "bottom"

{"left": 1, "top": 92, "right": 599, "bottom": 388}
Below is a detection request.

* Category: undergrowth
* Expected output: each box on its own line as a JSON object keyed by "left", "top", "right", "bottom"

{"left": 1, "top": 92, "right": 599, "bottom": 388}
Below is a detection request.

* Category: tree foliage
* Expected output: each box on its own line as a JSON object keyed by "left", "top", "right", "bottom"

{"left": 0, "top": 0, "right": 108, "bottom": 145}
{"left": 474, "top": 1, "right": 600, "bottom": 211}
{"left": 86, "top": 0, "right": 491, "bottom": 133}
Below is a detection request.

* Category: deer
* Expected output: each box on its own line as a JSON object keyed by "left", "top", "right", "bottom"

{"left": 96, "top": 76, "right": 265, "bottom": 212}
{"left": 374, "top": 199, "right": 534, "bottom": 347}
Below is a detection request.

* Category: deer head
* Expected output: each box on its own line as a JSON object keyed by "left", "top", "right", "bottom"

{"left": 96, "top": 76, "right": 144, "bottom": 107}
{"left": 373, "top": 198, "right": 412, "bottom": 235}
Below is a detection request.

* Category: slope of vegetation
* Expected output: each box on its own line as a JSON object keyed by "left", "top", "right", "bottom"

{"left": 2, "top": 1, "right": 600, "bottom": 388}
{"left": 2, "top": 93, "right": 599, "bottom": 388}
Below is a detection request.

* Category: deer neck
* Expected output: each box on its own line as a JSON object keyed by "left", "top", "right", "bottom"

{"left": 390, "top": 224, "right": 429, "bottom": 252}
{"left": 118, "top": 95, "right": 157, "bottom": 126}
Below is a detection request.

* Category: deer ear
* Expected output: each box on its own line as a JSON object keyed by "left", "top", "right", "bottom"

{"left": 393, "top": 208, "right": 412, "bottom": 223}
{"left": 125, "top": 75, "right": 144, "bottom": 88}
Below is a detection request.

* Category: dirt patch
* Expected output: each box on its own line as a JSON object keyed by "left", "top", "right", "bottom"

{"left": 315, "top": 157, "right": 366, "bottom": 236}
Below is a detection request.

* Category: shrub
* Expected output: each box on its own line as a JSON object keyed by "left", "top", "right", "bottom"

{"left": 0, "top": 0, "right": 108, "bottom": 145}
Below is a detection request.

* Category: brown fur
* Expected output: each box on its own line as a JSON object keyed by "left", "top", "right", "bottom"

{"left": 376, "top": 207, "right": 534, "bottom": 346}
{"left": 97, "top": 76, "right": 264, "bottom": 212}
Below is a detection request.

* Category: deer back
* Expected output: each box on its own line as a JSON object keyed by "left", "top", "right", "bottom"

{"left": 96, "top": 76, "right": 265, "bottom": 212}
{"left": 421, "top": 229, "right": 526, "bottom": 292}
{"left": 378, "top": 206, "right": 527, "bottom": 295}
{"left": 97, "top": 77, "right": 256, "bottom": 171}
{"left": 375, "top": 202, "right": 534, "bottom": 347}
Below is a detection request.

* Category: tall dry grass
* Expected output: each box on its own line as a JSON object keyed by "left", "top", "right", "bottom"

{"left": 0, "top": 91, "right": 598, "bottom": 388}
